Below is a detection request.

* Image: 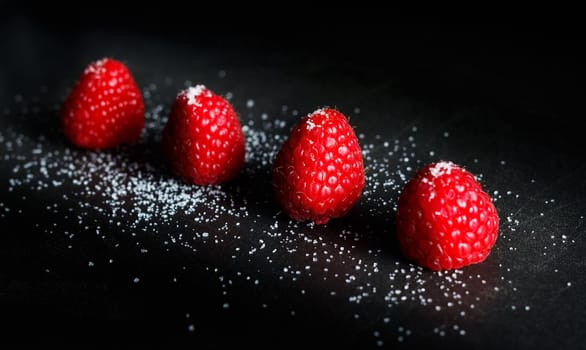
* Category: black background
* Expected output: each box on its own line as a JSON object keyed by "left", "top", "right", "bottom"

{"left": 1, "top": 6, "right": 585, "bottom": 349}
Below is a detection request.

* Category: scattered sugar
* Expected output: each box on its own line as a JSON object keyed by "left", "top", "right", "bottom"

{"left": 0, "top": 79, "right": 577, "bottom": 347}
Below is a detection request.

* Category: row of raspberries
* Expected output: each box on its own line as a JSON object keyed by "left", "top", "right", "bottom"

{"left": 61, "top": 58, "right": 499, "bottom": 271}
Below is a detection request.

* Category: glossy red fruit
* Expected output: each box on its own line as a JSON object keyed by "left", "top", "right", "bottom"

{"left": 396, "top": 161, "right": 499, "bottom": 270}
{"left": 162, "top": 85, "right": 245, "bottom": 185}
{"left": 61, "top": 58, "right": 144, "bottom": 149}
{"left": 272, "top": 108, "right": 365, "bottom": 224}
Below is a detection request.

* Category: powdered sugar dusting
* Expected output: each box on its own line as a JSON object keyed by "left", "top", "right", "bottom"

{"left": 84, "top": 57, "right": 109, "bottom": 74}
{"left": 184, "top": 84, "right": 207, "bottom": 105}
{"left": 305, "top": 108, "right": 327, "bottom": 130}
{"left": 312, "top": 108, "right": 327, "bottom": 116}
{"left": 429, "top": 161, "right": 456, "bottom": 178}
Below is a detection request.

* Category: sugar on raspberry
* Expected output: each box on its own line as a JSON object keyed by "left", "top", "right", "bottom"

{"left": 272, "top": 108, "right": 365, "bottom": 224}
{"left": 61, "top": 58, "right": 144, "bottom": 149}
{"left": 161, "top": 85, "right": 245, "bottom": 185}
{"left": 396, "top": 161, "right": 499, "bottom": 270}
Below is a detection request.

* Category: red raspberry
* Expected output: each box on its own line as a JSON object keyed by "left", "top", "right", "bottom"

{"left": 396, "top": 161, "right": 499, "bottom": 270}
{"left": 272, "top": 108, "right": 365, "bottom": 224}
{"left": 161, "top": 85, "right": 245, "bottom": 185}
{"left": 61, "top": 58, "right": 144, "bottom": 149}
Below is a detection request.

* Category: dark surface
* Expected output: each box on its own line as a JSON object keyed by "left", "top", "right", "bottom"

{"left": 1, "top": 13, "right": 585, "bottom": 348}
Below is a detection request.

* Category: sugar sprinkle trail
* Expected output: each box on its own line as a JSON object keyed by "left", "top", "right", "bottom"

{"left": 0, "top": 80, "right": 577, "bottom": 347}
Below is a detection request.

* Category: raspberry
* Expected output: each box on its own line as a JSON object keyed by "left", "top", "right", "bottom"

{"left": 272, "top": 108, "right": 365, "bottom": 224}
{"left": 61, "top": 58, "right": 144, "bottom": 149}
{"left": 161, "top": 85, "right": 245, "bottom": 185}
{"left": 396, "top": 161, "right": 499, "bottom": 270}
